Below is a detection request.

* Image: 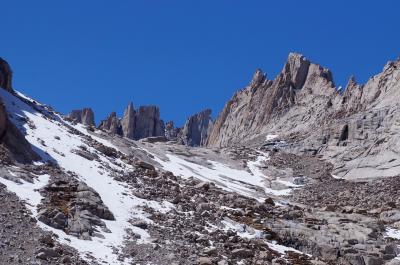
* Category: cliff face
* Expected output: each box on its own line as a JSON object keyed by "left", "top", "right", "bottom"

{"left": 120, "top": 102, "right": 135, "bottom": 139}
{"left": 178, "top": 109, "right": 213, "bottom": 146}
{"left": 207, "top": 52, "right": 400, "bottom": 179}
{"left": 134, "top": 106, "right": 165, "bottom": 140}
{"left": 207, "top": 53, "right": 336, "bottom": 147}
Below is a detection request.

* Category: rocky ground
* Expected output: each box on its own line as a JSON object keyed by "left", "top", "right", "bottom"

{"left": 0, "top": 181, "right": 86, "bottom": 265}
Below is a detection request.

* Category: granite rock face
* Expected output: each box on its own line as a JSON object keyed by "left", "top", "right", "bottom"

{"left": 0, "top": 57, "right": 13, "bottom": 92}
{"left": 207, "top": 52, "right": 400, "bottom": 179}
{"left": 178, "top": 109, "right": 213, "bottom": 146}
{"left": 134, "top": 106, "right": 165, "bottom": 140}
{"left": 98, "top": 104, "right": 165, "bottom": 140}
{"left": 68, "top": 108, "right": 95, "bottom": 126}
{"left": 121, "top": 102, "right": 136, "bottom": 139}
{"left": 207, "top": 53, "right": 336, "bottom": 147}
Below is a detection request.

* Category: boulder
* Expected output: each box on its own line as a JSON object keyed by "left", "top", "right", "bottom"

{"left": 198, "top": 257, "right": 213, "bottom": 265}
{"left": 231, "top": 248, "right": 254, "bottom": 259}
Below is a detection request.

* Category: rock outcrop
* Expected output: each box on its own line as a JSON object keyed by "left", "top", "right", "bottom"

{"left": 134, "top": 106, "right": 164, "bottom": 140}
{"left": 0, "top": 57, "right": 13, "bottom": 92}
{"left": 38, "top": 178, "right": 114, "bottom": 240}
{"left": 68, "top": 108, "right": 95, "bottom": 126}
{"left": 178, "top": 109, "right": 213, "bottom": 146}
{"left": 98, "top": 112, "right": 122, "bottom": 135}
{"left": 98, "top": 104, "right": 165, "bottom": 140}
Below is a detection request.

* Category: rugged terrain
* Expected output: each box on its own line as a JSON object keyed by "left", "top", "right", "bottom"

{"left": 0, "top": 54, "right": 400, "bottom": 265}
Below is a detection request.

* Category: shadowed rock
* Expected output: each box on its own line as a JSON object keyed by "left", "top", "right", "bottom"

{"left": 0, "top": 58, "right": 39, "bottom": 163}
{"left": 0, "top": 57, "right": 13, "bottom": 92}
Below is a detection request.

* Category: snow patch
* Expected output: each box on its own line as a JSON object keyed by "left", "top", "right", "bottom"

{"left": 266, "top": 134, "right": 279, "bottom": 141}
{"left": 219, "top": 217, "right": 307, "bottom": 257}
{"left": 149, "top": 150, "right": 298, "bottom": 200}
{"left": 0, "top": 174, "right": 50, "bottom": 216}
{"left": 385, "top": 228, "right": 400, "bottom": 240}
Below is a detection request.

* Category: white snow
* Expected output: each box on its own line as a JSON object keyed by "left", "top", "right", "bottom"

{"left": 0, "top": 89, "right": 172, "bottom": 264}
{"left": 385, "top": 228, "right": 400, "bottom": 240}
{"left": 331, "top": 174, "right": 343, "bottom": 179}
{"left": 267, "top": 241, "right": 305, "bottom": 256}
{"left": 219, "top": 217, "right": 307, "bottom": 257}
{"left": 0, "top": 173, "right": 50, "bottom": 216}
{"left": 220, "top": 217, "right": 264, "bottom": 239}
{"left": 266, "top": 134, "right": 279, "bottom": 141}
{"left": 150, "top": 151, "right": 296, "bottom": 199}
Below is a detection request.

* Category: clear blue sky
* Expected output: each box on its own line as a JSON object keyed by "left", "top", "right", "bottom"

{"left": 1, "top": 1, "right": 399, "bottom": 126}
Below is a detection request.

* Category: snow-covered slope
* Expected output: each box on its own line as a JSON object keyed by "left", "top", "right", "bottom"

{"left": 0, "top": 89, "right": 173, "bottom": 264}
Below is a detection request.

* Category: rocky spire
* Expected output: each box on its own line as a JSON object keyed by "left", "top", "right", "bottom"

{"left": 134, "top": 106, "right": 165, "bottom": 140}
{"left": 98, "top": 112, "right": 122, "bottom": 135}
{"left": 178, "top": 109, "right": 213, "bottom": 146}
{"left": 121, "top": 102, "right": 136, "bottom": 139}
{"left": 68, "top": 108, "right": 95, "bottom": 126}
{"left": 0, "top": 57, "right": 13, "bottom": 92}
